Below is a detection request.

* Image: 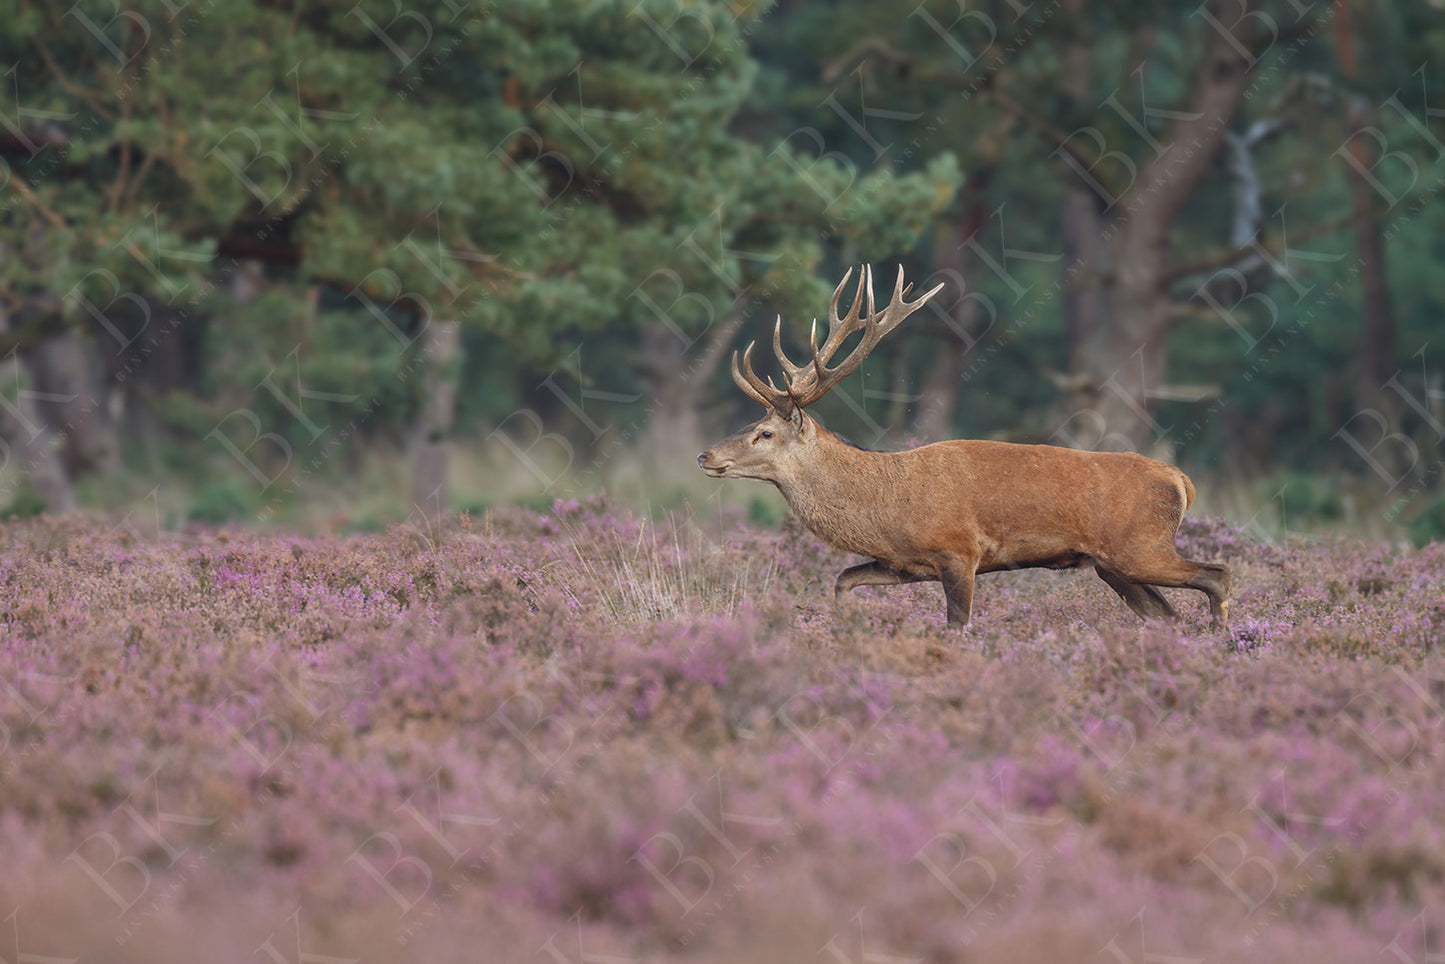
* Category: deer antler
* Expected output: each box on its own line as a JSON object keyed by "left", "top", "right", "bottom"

{"left": 731, "top": 264, "right": 945, "bottom": 415}
{"left": 730, "top": 340, "right": 793, "bottom": 412}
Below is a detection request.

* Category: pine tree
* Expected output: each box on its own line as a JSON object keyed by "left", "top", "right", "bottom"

{"left": 1, "top": 1, "right": 959, "bottom": 513}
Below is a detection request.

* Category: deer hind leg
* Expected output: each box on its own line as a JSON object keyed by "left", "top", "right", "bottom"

{"left": 1109, "top": 547, "right": 1232, "bottom": 629}
{"left": 1096, "top": 566, "right": 1178, "bottom": 622}
{"left": 1185, "top": 559, "right": 1232, "bottom": 628}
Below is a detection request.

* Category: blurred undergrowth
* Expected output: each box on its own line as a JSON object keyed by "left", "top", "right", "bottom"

{"left": 20, "top": 435, "right": 1439, "bottom": 551}
{"left": 549, "top": 496, "right": 780, "bottom": 624}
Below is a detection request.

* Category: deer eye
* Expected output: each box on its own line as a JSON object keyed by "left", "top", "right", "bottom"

{"left": 757, "top": 431, "right": 773, "bottom": 441}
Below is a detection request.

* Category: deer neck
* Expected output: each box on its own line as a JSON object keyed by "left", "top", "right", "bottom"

{"left": 775, "top": 424, "right": 895, "bottom": 554}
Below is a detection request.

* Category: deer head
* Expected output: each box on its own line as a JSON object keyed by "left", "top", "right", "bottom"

{"left": 697, "top": 264, "right": 943, "bottom": 485}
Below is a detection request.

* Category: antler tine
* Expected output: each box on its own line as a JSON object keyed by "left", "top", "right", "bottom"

{"left": 874, "top": 262, "right": 912, "bottom": 338}
{"left": 825, "top": 265, "right": 856, "bottom": 334}
{"left": 729, "top": 263, "right": 946, "bottom": 414}
{"left": 794, "top": 263, "right": 946, "bottom": 407}
{"left": 775, "top": 268, "right": 865, "bottom": 407}
{"left": 811, "top": 264, "right": 869, "bottom": 375}
{"left": 839, "top": 264, "right": 867, "bottom": 330}
{"left": 731, "top": 342, "right": 793, "bottom": 414}
{"left": 771, "top": 314, "right": 811, "bottom": 388}
{"left": 863, "top": 263, "right": 876, "bottom": 325}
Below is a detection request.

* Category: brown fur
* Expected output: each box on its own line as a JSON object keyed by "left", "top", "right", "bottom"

{"left": 699, "top": 413, "right": 1231, "bottom": 627}
{"left": 700, "top": 263, "right": 1230, "bottom": 627}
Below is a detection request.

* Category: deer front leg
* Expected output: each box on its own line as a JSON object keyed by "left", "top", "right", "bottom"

{"left": 834, "top": 561, "right": 925, "bottom": 600}
{"left": 939, "top": 558, "right": 978, "bottom": 626}
{"left": 834, "top": 562, "right": 932, "bottom": 623}
{"left": 834, "top": 562, "right": 899, "bottom": 622}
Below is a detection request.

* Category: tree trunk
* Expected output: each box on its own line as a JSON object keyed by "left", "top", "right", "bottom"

{"left": 410, "top": 317, "right": 461, "bottom": 518}
{"left": 644, "top": 314, "right": 745, "bottom": 478}
{"left": 911, "top": 341, "right": 964, "bottom": 444}
{"left": 1057, "top": 0, "right": 1107, "bottom": 378}
{"left": 913, "top": 191, "right": 989, "bottom": 443}
{"left": 1351, "top": 138, "right": 1397, "bottom": 406}
{"left": 1059, "top": 0, "right": 1258, "bottom": 453}
{"left": 29, "top": 329, "right": 119, "bottom": 476}
{"left": 644, "top": 323, "right": 706, "bottom": 480}
{"left": 0, "top": 311, "right": 75, "bottom": 512}
{"left": 1059, "top": 185, "right": 1107, "bottom": 369}
{"left": 1333, "top": 2, "right": 1397, "bottom": 410}
{"left": 1063, "top": 301, "right": 1172, "bottom": 454}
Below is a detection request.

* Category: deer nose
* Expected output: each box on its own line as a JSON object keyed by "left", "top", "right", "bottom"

{"left": 696, "top": 451, "right": 710, "bottom": 467}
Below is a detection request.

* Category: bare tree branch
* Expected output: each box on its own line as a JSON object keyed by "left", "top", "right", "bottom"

{"left": 820, "top": 37, "right": 910, "bottom": 83}
{"left": 1122, "top": 0, "right": 1260, "bottom": 242}
{"left": 5, "top": 176, "right": 68, "bottom": 231}
{"left": 1166, "top": 212, "right": 1359, "bottom": 287}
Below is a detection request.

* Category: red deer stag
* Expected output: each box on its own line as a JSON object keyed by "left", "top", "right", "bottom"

{"left": 696, "top": 264, "right": 1232, "bottom": 627}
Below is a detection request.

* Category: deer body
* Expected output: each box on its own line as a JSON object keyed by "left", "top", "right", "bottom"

{"left": 783, "top": 433, "right": 1179, "bottom": 571}
{"left": 697, "top": 265, "right": 1231, "bottom": 627}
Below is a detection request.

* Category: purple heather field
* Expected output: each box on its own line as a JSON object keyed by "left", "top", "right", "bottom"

{"left": 1, "top": 500, "right": 1442, "bottom": 963}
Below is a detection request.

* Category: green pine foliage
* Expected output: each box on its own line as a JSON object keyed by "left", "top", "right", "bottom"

{"left": 0, "top": 1, "right": 1439, "bottom": 525}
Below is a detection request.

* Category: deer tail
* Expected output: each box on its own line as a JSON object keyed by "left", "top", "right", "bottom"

{"left": 1177, "top": 470, "right": 1196, "bottom": 511}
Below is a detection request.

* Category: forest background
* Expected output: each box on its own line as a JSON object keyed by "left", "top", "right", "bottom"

{"left": 1, "top": 0, "right": 1442, "bottom": 541}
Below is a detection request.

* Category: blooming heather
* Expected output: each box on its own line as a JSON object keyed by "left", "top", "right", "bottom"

{"left": 0, "top": 507, "right": 1441, "bottom": 962}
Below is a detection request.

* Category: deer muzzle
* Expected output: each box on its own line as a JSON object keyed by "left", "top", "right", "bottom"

{"left": 697, "top": 450, "right": 730, "bottom": 477}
